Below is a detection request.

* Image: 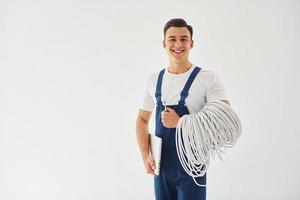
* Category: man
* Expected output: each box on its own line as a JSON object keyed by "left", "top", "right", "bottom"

{"left": 136, "top": 18, "right": 230, "bottom": 200}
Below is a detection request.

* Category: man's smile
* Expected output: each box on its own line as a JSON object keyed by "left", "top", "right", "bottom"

{"left": 171, "top": 49, "right": 184, "bottom": 55}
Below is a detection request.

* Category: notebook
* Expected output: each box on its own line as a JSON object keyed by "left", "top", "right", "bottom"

{"left": 149, "top": 134, "right": 162, "bottom": 175}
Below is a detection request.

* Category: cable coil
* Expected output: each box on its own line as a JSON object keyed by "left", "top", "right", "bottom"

{"left": 175, "top": 101, "right": 242, "bottom": 186}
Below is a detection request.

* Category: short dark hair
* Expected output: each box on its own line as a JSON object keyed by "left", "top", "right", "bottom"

{"left": 163, "top": 18, "right": 193, "bottom": 39}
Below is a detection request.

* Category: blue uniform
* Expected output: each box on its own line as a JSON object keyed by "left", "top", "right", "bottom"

{"left": 154, "top": 66, "right": 207, "bottom": 200}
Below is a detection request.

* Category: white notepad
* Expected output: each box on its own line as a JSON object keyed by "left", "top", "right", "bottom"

{"left": 149, "top": 134, "right": 162, "bottom": 175}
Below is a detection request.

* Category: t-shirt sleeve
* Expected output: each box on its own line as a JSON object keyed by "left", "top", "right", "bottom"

{"left": 140, "top": 74, "right": 156, "bottom": 112}
{"left": 206, "top": 72, "right": 228, "bottom": 103}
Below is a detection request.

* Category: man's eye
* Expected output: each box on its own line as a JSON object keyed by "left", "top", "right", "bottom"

{"left": 169, "top": 39, "right": 176, "bottom": 42}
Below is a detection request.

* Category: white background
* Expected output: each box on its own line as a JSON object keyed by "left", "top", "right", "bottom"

{"left": 1, "top": 0, "right": 299, "bottom": 199}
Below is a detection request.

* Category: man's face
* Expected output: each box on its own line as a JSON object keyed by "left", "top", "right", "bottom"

{"left": 163, "top": 27, "right": 194, "bottom": 62}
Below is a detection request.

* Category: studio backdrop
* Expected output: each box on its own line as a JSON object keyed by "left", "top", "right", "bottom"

{"left": 0, "top": 0, "right": 299, "bottom": 199}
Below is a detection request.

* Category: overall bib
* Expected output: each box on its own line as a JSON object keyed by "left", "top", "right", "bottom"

{"left": 154, "top": 66, "right": 207, "bottom": 200}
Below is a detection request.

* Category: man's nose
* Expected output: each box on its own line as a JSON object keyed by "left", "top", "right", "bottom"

{"left": 175, "top": 40, "right": 182, "bottom": 47}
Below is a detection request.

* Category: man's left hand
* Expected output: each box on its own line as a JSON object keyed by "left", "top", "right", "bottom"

{"left": 161, "top": 107, "right": 180, "bottom": 128}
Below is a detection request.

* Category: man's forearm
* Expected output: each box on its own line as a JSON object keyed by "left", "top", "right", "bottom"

{"left": 136, "top": 117, "right": 150, "bottom": 161}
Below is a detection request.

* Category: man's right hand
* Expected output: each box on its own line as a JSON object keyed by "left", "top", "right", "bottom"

{"left": 143, "top": 154, "right": 156, "bottom": 175}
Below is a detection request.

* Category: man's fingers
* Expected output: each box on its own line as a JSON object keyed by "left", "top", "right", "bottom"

{"left": 166, "top": 107, "right": 176, "bottom": 113}
{"left": 147, "top": 155, "right": 156, "bottom": 169}
{"left": 150, "top": 159, "right": 156, "bottom": 169}
{"left": 144, "top": 155, "right": 156, "bottom": 175}
{"left": 161, "top": 114, "right": 165, "bottom": 124}
{"left": 165, "top": 107, "right": 172, "bottom": 112}
{"left": 146, "top": 165, "right": 156, "bottom": 175}
{"left": 147, "top": 170, "right": 155, "bottom": 175}
{"left": 162, "top": 108, "right": 175, "bottom": 116}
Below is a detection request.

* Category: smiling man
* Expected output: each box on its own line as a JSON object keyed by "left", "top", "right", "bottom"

{"left": 136, "top": 18, "right": 229, "bottom": 200}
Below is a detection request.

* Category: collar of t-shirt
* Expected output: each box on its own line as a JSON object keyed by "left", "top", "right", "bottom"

{"left": 164, "top": 64, "right": 196, "bottom": 77}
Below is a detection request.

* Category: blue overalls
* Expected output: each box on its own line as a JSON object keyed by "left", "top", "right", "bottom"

{"left": 154, "top": 66, "right": 207, "bottom": 200}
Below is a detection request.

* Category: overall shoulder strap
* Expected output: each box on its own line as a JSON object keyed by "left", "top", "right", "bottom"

{"left": 155, "top": 69, "right": 165, "bottom": 105}
{"left": 178, "top": 66, "right": 201, "bottom": 105}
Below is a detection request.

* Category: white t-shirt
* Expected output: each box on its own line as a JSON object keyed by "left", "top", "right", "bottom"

{"left": 141, "top": 65, "right": 228, "bottom": 114}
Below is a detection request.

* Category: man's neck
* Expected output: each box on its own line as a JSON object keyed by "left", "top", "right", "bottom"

{"left": 167, "top": 60, "right": 193, "bottom": 74}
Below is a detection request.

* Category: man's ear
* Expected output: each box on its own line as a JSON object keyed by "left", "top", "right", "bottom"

{"left": 163, "top": 40, "right": 166, "bottom": 49}
{"left": 190, "top": 39, "right": 194, "bottom": 49}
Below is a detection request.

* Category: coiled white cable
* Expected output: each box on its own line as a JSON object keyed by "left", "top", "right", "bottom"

{"left": 175, "top": 101, "right": 242, "bottom": 187}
